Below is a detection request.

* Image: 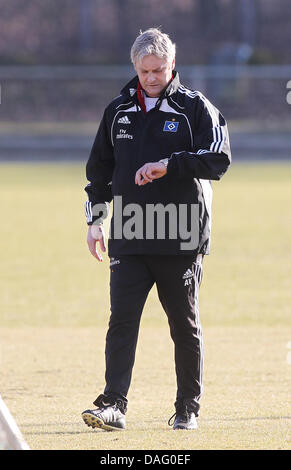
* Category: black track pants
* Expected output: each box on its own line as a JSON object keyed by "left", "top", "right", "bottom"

{"left": 104, "top": 254, "right": 204, "bottom": 416}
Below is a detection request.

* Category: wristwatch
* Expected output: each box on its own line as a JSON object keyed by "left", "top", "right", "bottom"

{"left": 159, "top": 158, "right": 169, "bottom": 169}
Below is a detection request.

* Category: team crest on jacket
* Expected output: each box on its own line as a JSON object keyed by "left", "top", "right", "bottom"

{"left": 163, "top": 121, "right": 179, "bottom": 132}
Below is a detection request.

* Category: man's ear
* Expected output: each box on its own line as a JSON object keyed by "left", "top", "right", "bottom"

{"left": 172, "top": 57, "right": 176, "bottom": 70}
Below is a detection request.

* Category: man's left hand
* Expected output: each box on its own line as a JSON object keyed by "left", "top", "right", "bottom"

{"left": 135, "top": 162, "right": 167, "bottom": 186}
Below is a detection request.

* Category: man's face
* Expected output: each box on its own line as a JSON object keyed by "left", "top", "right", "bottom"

{"left": 135, "top": 54, "right": 175, "bottom": 98}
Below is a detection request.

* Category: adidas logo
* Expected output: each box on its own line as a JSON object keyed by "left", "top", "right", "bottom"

{"left": 182, "top": 269, "right": 193, "bottom": 280}
{"left": 118, "top": 115, "right": 131, "bottom": 124}
{"left": 110, "top": 257, "right": 120, "bottom": 267}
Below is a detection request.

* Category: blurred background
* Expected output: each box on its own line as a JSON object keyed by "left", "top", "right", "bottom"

{"left": 0, "top": 0, "right": 290, "bottom": 161}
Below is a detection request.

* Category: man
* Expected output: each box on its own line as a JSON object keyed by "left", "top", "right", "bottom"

{"left": 82, "top": 28, "right": 231, "bottom": 431}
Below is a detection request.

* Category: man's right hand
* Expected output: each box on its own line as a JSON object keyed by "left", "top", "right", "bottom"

{"left": 87, "top": 225, "right": 106, "bottom": 262}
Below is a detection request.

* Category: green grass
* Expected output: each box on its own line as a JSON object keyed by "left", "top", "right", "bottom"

{"left": 1, "top": 325, "right": 290, "bottom": 450}
{"left": 0, "top": 161, "right": 290, "bottom": 328}
{"left": 0, "top": 161, "right": 290, "bottom": 450}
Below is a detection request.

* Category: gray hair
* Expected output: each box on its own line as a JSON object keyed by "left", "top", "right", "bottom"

{"left": 130, "top": 28, "right": 176, "bottom": 66}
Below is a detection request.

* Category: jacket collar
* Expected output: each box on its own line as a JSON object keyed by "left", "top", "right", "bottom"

{"left": 121, "top": 70, "right": 180, "bottom": 104}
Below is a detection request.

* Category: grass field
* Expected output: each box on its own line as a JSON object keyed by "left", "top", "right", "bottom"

{"left": 0, "top": 161, "right": 290, "bottom": 450}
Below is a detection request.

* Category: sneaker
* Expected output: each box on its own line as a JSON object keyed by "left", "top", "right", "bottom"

{"left": 168, "top": 404, "right": 198, "bottom": 430}
{"left": 82, "top": 394, "right": 127, "bottom": 431}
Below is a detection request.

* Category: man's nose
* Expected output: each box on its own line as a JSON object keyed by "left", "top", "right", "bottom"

{"left": 147, "top": 73, "right": 156, "bottom": 83}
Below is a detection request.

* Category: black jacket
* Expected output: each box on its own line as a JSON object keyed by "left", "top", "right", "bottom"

{"left": 85, "top": 71, "right": 231, "bottom": 256}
